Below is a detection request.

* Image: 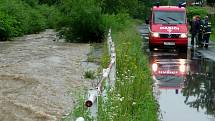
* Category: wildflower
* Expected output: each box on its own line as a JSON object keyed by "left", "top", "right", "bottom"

{"left": 132, "top": 102, "right": 136, "bottom": 105}
{"left": 117, "top": 94, "right": 121, "bottom": 97}
{"left": 131, "top": 76, "right": 135, "bottom": 78}
{"left": 119, "top": 97, "right": 124, "bottom": 102}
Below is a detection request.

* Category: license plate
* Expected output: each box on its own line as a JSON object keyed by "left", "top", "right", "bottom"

{"left": 164, "top": 42, "right": 175, "bottom": 45}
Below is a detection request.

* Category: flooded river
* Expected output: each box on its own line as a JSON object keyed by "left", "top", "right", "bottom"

{"left": 0, "top": 30, "right": 91, "bottom": 121}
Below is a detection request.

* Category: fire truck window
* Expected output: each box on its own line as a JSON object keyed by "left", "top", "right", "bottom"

{"left": 154, "top": 11, "right": 185, "bottom": 24}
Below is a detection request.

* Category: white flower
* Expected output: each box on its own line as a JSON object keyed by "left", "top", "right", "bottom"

{"left": 117, "top": 94, "right": 121, "bottom": 97}
{"left": 132, "top": 102, "right": 136, "bottom": 105}
{"left": 119, "top": 97, "right": 124, "bottom": 102}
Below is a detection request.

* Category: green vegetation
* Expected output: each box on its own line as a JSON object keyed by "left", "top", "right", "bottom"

{"left": 60, "top": 0, "right": 159, "bottom": 120}
{"left": 2, "top": 0, "right": 198, "bottom": 120}
{"left": 97, "top": 20, "right": 158, "bottom": 121}
{"left": 64, "top": 18, "right": 158, "bottom": 121}
{"left": 210, "top": 16, "right": 215, "bottom": 41}
{"left": 186, "top": 6, "right": 215, "bottom": 42}
{"left": 84, "top": 70, "right": 96, "bottom": 80}
{"left": 0, "top": 0, "right": 170, "bottom": 42}
{"left": 62, "top": 91, "right": 93, "bottom": 121}
{"left": 186, "top": 6, "right": 208, "bottom": 20}
{"left": 0, "top": 0, "right": 158, "bottom": 120}
{"left": 0, "top": 0, "right": 62, "bottom": 40}
{"left": 59, "top": 0, "right": 106, "bottom": 43}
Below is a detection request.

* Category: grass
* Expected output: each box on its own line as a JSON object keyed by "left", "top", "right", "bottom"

{"left": 61, "top": 96, "right": 93, "bottom": 121}
{"left": 84, "top": 70, "right": 96, "bottom": 80}
{"left": 63, "top": 20, "right": 158, "bottom": 121}
{"left": 87, "top": 44, "right": 98, "bottom": 63}
{"left": 97, "top": 21, "right": 158, "bottom": 121}
{"left": 211, "top": 21, "right": 215, "bottom": 42}
{"left": 211, "top": 31, "right": 215, "bottom": 42}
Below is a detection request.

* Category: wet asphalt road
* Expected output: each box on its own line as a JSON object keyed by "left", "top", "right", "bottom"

{"left": 0, "top": 30, "right": 91, "bottom": 121}
{"left": 139, "top": 24, "right": 215, "bottom": 121}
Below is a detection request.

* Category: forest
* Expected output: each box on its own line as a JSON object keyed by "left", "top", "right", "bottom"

{"left": 0, "top": 0, "right": 174, "bottom": 42}
{"left": 0, "top": 0, "right": 214, "bottom": 41}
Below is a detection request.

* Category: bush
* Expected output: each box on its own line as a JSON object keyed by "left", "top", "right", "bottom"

{"left": 0, "top": 0, "right": 37, "bottom": 35}
{"left": 38, "top": 0, "right": 61, "bottom": 5}
{"left": 0, "top": 0, "right": 63, "bottom": 40}
{"left": 186, "top": 6, "right": 208, "bottom": 20}
{"left": 60, "top": 0, "right": 106, "bottom": 43}
{"left": 27, "top": 8, "right": 46, "bottom": 33}
{"left": 101, "top": 0, "right": 149, "bottom": 19}
{"left": 0, "top": 12, "right": 20, "bottom": 40}
{"left": 0, "top": 0, "right": 30, "bottom": 36}
{"left": 21, "top": 0, "right": 38, "bottom": 7}
{"left": 37, "top": 4, "right": 63, "bottom": 29}
{"left": 102, "top": 13, "right": 132, "bottom": 32}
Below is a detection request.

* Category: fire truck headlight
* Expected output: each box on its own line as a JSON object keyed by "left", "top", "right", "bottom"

{"left": 152, "top": 32, "right": 160, "bottom": 38}
{"left": 152, "top": 63, "right": 158, "bottom": 72}
{"left": 179, "top": 64, "right": 186, "bottom": 73}
{"left": 180, "top": 33, "right": 187, "bottom": 38}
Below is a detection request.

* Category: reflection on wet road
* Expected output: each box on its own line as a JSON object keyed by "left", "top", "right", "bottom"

{"left": 150, "top": 50, "right": 215, "bottom": 121}
{"left": 139, "top": 24, "right": 215, "bottom": 121}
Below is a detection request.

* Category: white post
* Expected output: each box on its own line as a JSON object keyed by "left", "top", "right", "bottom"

{"left": 85, "top": 90, "right": 98, "bottom": 119}
{"left": 76, "top": 117, "right": 85, "bottom": 121}
{"left": 85, "top": 90, "right": 97, "bottom": 107}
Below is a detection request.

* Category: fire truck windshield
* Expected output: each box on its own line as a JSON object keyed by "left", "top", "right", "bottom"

{"left": 154, "top": 11, "right": 185, "bottom": 24}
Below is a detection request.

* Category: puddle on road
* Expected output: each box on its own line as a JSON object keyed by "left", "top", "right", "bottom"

{"left": 149, "top": 49, "right": 215, "bottom": 121}
{"left": 139, "top": 24, "right": 215, "bottom": 121}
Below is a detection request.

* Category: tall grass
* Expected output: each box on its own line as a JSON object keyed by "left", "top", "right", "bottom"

{"left": 211, "top": 30, "right": 215, "bottom": 42}
{"left": 97, "top": 21, "right": 158, "bottom": 121}
{"left": 64, "top": 17, "right": 158, "bottom": 120}
{"left": 62, "top": 96, "right": 93, "bottom": 121}
{"left": 210, "top": 16, "right": 215, "bottom": 42}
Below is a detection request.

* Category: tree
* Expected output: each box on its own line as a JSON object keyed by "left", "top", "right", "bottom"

{"left": 207, "top": 0, "right": 215, "bottom": 6}
{"left": 60, "top": 0, "right": 105, "bottom": 42}
{"left": 183, "top": 60, "right": 215, "bottom": 116}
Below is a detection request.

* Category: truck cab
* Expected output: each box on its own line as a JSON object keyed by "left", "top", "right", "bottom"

{"left": 148, "top": 4, "right": 188, "bottom": 52}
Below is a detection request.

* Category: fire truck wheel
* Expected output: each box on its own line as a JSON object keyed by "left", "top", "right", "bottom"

{"left": 149, "top": 45, "right": 154, "bottom": 51}
{"left": 178, "top": 46, "right": 187, "bottom": 53}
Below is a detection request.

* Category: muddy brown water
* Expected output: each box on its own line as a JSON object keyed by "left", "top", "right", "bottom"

{"left": 0, "top": 30, "right": 92, "bottom": 121}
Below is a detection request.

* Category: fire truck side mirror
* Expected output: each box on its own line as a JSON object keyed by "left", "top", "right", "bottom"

{"left": 155, "top": 2, "right": 160, "bottom": 7}
{"left": 178, "top": 2, "right": 186, "bottom": 8}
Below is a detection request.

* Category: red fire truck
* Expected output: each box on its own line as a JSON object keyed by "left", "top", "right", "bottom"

{"left": 148, "top": 4, "right": 188, "bottom": 51}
